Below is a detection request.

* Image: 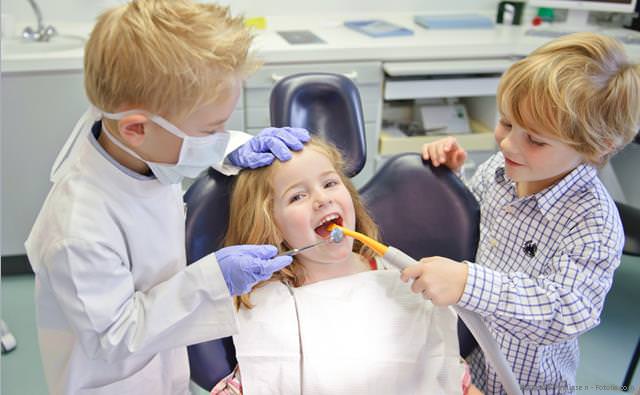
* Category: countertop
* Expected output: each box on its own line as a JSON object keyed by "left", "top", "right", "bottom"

{"left": 3, "top": 13, "right": 640, "bottom": 73}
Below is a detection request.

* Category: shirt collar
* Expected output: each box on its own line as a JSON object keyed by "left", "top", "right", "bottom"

{"left": 535, "top": 164, "right": 597, "bottom": 218}
{"left": 89, "top": 121, "right": 155, "bottom": 181}
{"left": 493, "top": 159, "right": 597, "bottom": 220}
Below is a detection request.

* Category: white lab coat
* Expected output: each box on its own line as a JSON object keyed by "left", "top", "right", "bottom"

{"left": 25, "top": 126, "right": 251, "bottom": 395}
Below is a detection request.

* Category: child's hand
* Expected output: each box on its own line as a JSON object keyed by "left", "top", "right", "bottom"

{"left": 421, "top": 137, "right": 467, "bottom": 173}
{"left": 400, "top": 256, "right": 468, "bottom": 306}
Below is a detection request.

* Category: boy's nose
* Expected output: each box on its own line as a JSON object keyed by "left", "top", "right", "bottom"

{"left": 499, "top": 133, "right": 515, "bottom": 153}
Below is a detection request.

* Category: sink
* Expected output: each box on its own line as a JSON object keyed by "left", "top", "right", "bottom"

{"left": 1, "top": 34, "right": 85, "bottom": 55}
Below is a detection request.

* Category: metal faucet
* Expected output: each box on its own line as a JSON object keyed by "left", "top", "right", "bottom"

{"left": 22, "top": 0, "right": 57, "bottom": 42}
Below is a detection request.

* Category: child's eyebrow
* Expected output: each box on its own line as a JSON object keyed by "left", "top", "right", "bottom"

{"left": 280, "top": 170, "right": 337, "bottom": 198}
{"left": 525, "top": 129, "right": 551, "bottom": 141}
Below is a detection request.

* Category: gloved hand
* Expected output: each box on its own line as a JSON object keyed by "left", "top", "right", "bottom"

{"left": 229, "top": 127, "right": 311, "bottom": 169}
{"left": 215, "top": 244, "right": 293, "bottom": 296}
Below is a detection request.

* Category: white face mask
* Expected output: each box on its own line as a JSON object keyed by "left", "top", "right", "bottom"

{"left": 101, "top": 109, "right": 230, "bottom": 185}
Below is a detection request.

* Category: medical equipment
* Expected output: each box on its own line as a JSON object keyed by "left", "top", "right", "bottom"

{"left": 328, "top": 224, "right": 524, "bottom": 395}
{"left": 281, "top": 227, "right": 345, "bottom": 256}
{"left": 100, "top": 109, "right": 231, "bottom": 185}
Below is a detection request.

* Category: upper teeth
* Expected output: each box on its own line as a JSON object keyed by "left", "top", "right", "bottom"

{"left": 319, "top": 214, "right": 339, "bottom": 226}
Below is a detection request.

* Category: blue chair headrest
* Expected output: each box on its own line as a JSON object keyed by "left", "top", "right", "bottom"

{"left": 270, "top": 73, "right": 366, "bottom": 177}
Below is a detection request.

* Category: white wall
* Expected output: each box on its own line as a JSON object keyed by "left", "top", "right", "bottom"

{"left": 2, "top": 0, "right": 498, "bottom": 25}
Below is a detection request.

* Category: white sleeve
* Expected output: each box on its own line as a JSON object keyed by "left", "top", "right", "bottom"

{"left": 43, "top": 238, "right": 238, "bottom": 363}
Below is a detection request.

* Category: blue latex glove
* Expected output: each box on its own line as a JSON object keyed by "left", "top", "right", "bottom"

{"left": 215, "top": 244, "right": 293, "bottom": 296}
{"left": 229, "top": 127, "right": 311, "bottom": 169}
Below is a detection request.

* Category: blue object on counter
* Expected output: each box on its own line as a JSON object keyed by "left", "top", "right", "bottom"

{"left": 413, "top": 14, "right": 494, "bottom": 29}
{"left": 344, "top": 20, "right": 413, "bottom": 37}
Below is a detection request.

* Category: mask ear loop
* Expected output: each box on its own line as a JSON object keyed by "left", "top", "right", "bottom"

{"left": 147, "top": 114, "right": 190, "bottom": 139}
{"left": 102, "top": 110, "right": 189, "bottom": 139}
{"left": 100, "top": 123, "right": 148, "bottom": 163}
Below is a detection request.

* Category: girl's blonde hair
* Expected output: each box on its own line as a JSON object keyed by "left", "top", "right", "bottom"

{"left": 497, "top": 32, "right": 640, "bottom": 166}
{"left": 84, "top": 0, "right": 259, "bottom": 122}
{"left": 224, "top": 138, "right": 379, "bottom": 309}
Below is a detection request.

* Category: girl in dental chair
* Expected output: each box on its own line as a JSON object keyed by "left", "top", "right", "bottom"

{"left": 211, "top": 137, "right": 481, "bottom": 395}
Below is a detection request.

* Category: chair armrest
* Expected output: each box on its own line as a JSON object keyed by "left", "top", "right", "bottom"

{"left": 615, "top": 201, "right": 640, "bottom": 256}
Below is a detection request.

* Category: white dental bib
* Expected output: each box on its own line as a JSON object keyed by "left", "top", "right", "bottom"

{"left": 234, "top": 268, "right": 465, "bottom": 395}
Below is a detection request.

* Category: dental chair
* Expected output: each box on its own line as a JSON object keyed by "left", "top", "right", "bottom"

{"left": 185, "top": 73, "right": 521, "bottom": 394}
{"left": 184, "top": 73, "right": 367, "bottom": 390}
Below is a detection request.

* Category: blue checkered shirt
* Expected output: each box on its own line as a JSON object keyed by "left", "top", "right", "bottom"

{"left": 458, "top": 152, "right": 625, "bottom": 395}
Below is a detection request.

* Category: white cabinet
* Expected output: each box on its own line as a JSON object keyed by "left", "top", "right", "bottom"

{"left": 243, "top": 61, "right": 383, "bottom": 187}
{"left": 1, "top": 71, "right": 88, "bottom": 256}
{"left": 378, "top": 57, "right": 517, "bottom": 177}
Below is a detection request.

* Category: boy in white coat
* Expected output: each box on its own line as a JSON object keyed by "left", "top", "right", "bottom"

{"left": 25, "top": 1, "right": 308, "bottom": 394}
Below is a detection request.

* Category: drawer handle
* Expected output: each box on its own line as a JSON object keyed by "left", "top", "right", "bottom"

{"left": 271, "top": 71, "right": 358, "bottom": 82}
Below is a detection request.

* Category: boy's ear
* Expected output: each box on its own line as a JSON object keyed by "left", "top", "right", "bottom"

{"left": 117, "top": 114, "right": 148, "bottom": 147}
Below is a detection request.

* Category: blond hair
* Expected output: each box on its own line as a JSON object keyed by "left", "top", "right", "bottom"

{"left": 224, "top": 138, "right": 379, "bottom": 309}
{"left": 84, "top": 0, "right": 259, "bottom": 122}
{"left": 497, "top": 32, "right": 640, "bottom": 166}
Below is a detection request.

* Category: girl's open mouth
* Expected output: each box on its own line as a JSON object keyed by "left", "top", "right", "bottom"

{"left": 314, "top": 214, "right": 343, "bottom": 238}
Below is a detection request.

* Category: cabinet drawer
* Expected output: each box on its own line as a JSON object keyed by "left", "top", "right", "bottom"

{"left": 385, "top": 76, "right": 501, "bottom": 100}
{"left": 378, "top": 131, "right": 496, "bottom": 156}
{"left": 246, "top": 62, "right": 382, "bottom": 88}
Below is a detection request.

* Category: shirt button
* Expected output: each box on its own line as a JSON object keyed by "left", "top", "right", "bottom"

{"left": 504, "top": 206, "right": 515, "bottom": 214}
{"left": 489, "top": 239, "right": 498, "bottom": 247}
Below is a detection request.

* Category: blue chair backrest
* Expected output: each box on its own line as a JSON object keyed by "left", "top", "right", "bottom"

{"left": 184, "top": 169, "right": 236, "bottom": 389}
{"left": 185, "top": 73, "right": 368, "bottom": 390}
{"left": 360, "top": 153, "right": 480, "bottom": 261}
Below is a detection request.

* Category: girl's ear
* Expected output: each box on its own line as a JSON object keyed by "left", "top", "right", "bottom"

{"left": 275, "top": 230, "right": 289, "bottom": 251}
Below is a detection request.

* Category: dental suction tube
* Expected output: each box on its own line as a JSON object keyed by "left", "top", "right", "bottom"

{"left": 329, "top": 225, "right": 524, "bottom": 395}
{"left": 384, "top": 246, "right": 523, "bottom": 395}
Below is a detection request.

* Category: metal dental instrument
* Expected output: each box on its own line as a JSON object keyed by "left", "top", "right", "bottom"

{"left": 326, "top": 223, "right": 524, "bottom": 395}
{"left": 281, "top": 227, "right": 345, "bottom": 257}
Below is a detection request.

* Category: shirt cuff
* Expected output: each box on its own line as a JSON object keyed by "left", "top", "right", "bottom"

{"left": 194, "top": 252, "right": 233, "bottom": 300}
{"left": 457, "top": 262, "right": 503, "bottom": 315}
